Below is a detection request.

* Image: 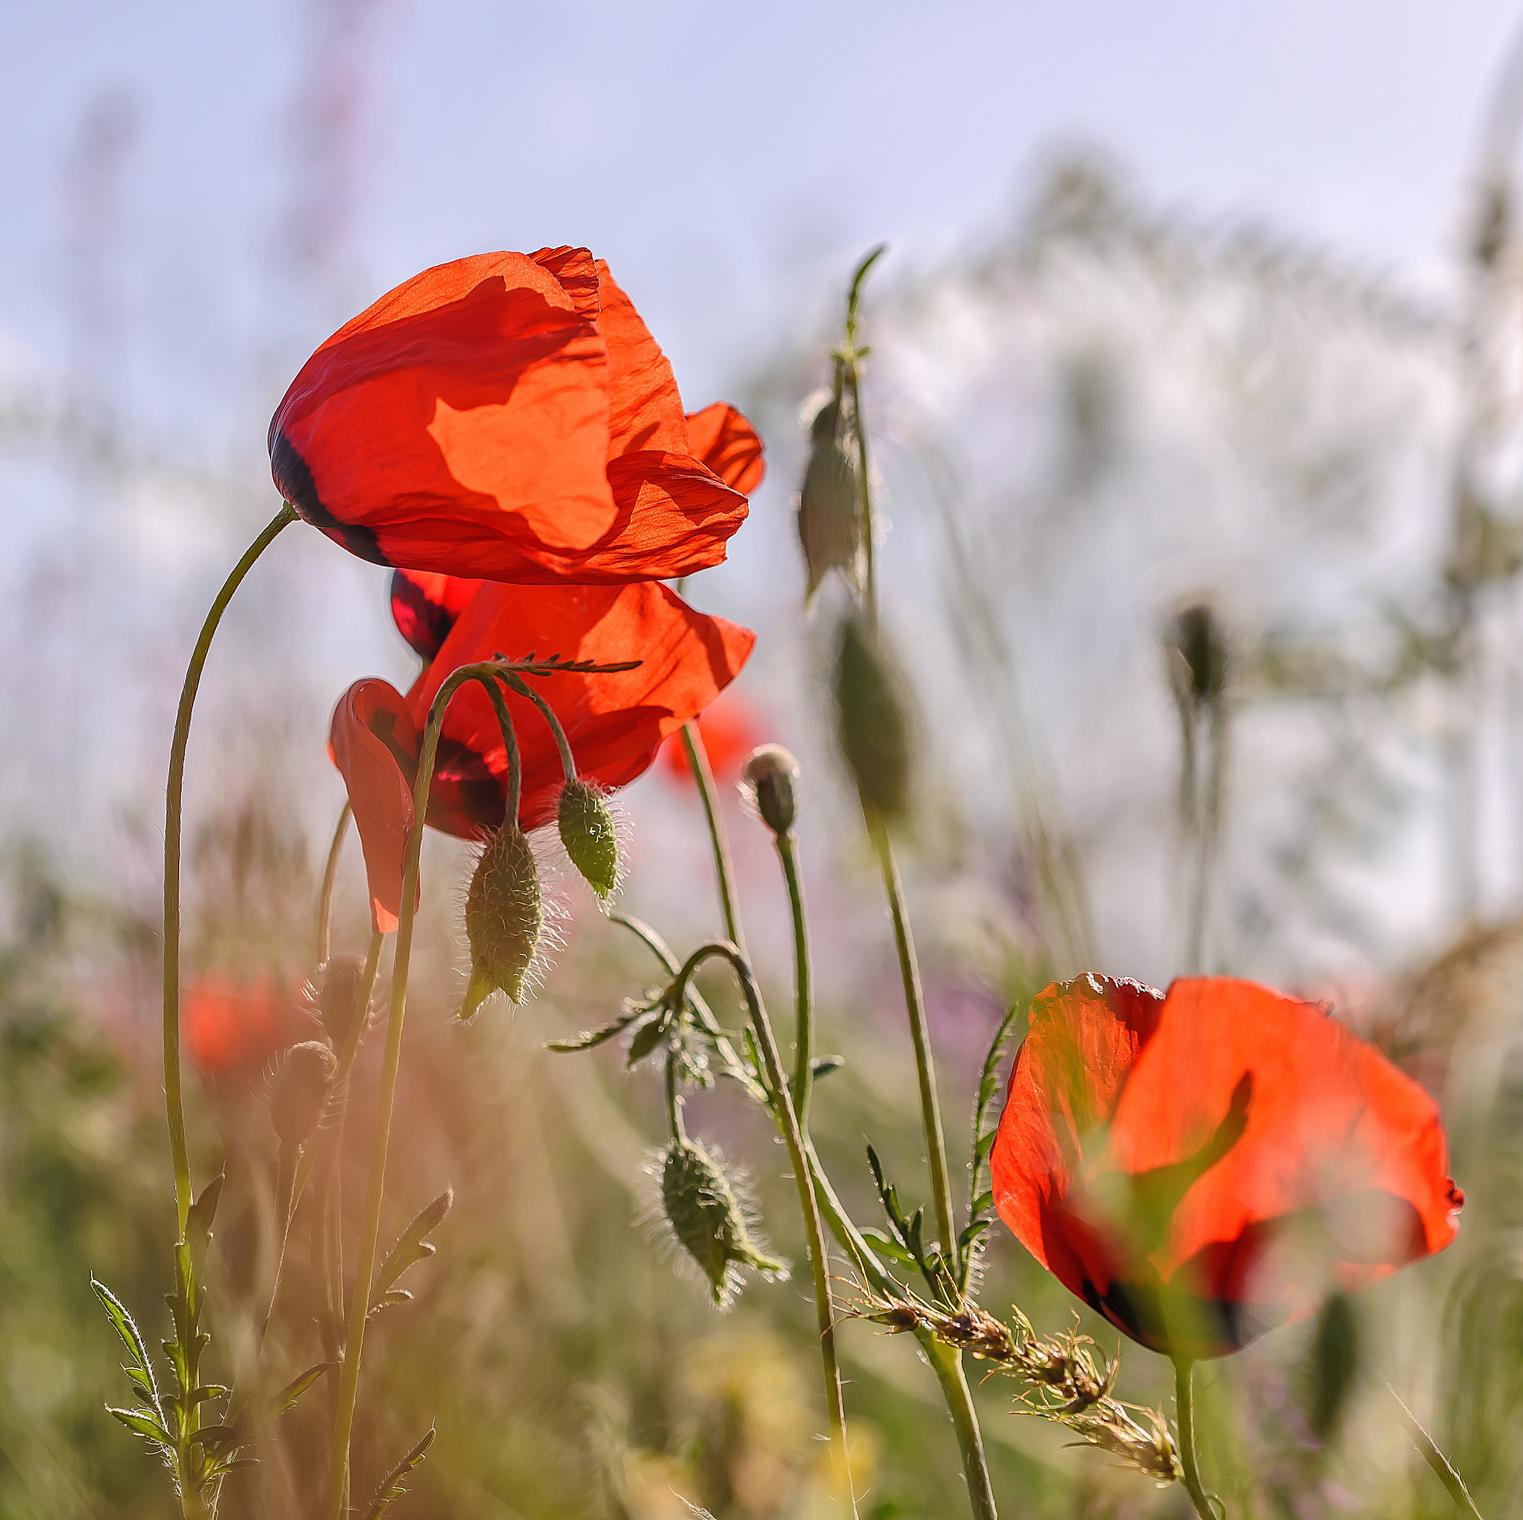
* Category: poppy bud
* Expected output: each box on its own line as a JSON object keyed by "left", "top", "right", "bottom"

{"left": 309, "top": 951, "right": 374, "bottom": 1052}
{"left": 798, "top": 396, "right": 862, "bottom": 604}
{"left": 740, "top": 745, "right": 800, "bottom": 838}
{"left": 270, "top": 1040, "right": 337, "bottom": 1149}
{"left": 556, "top": 779, "right": 621, "bottom": 902}
{"left": 659, "top": 1137, "right": 787, "bottom": 1308}
{"left": 832, "top": 612, "right": 913, "bottom": 823}
{"left": 461, "top": 825, "right": 543, "bottom": 1017}
{"left": 1165, "top": 601, "right": 1229, "bottom": 711}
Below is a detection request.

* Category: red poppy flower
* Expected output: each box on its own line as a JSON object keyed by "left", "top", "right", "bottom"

{"left": 270, "top": 249, "right": 758, "bottom": 583}
{"left": 330, "top": 582, "right": 754, "bottom": 931}
{"left": 384, "top": 399, "right": 764, "bottom": 662}
{"left": 659, "top": 693, "right": 765, "bottom": 783}
{"left": 183, "top": 975, "right": 306, "bottom": 1080}
{"left": 991, "top": 974, "right": 1462, "bottom": 1358}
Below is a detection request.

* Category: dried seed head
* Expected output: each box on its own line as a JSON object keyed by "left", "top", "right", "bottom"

{"left": 1165, "top": 600, "right": 1229, "bottom": 710}
{"left": 556, "top": 779, "right": 621, "bottom": 902}
{"left": 740, "top": 744, "right": 800, "bottom": 838}
{"left": 309, "top": 951, "right": 373, "bottom": 1051}
{"left": 270, "top": 1040, "right": 337, "bottom": 1148}
{"left": 832, "top": 611, "right": 912, "bottom": 822}
{"left": 798, "top": 395, "right": 862, "bottom": 604}
{"left": 659, "top": 1137, "right": 787, "bottom": 1308}
{"left": 461, "top": 824, "right": 543, "bottom": 1017}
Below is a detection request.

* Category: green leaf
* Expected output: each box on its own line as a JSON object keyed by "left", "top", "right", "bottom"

{"left": 185, "top": 1173, "right": 225, "bottom": 1263}
{"left": 961, "top": 1002, "right": 1026, "bottom": 1294}
{"left": 268, "top": 1361, "right": 336, "bottom": 1416}
{"left": 625, "top": 1012, "right": 670, "bottom": 1068}
{"left": 364, "top": 1427, "right": 436, "bottom": 1520}
{"left": 547, "top": 1005, "right": 645, "bottom": 1053}
{"left": 190, "top": 1424, "right": 241, "bottom": 1451}
{"left": 373, "top": 1191, "right": 453, "bottom": 1300}
{"left": 367, "top": 1289, "right": 415, "bottom": 1320}
{"left": 92, "top": 1278, "right": 160, "bottom": 1410}
{"left": 108, "top": 1407, "right": 170, "bottom": 1447}
{"left": 858, "top": 1228, "right": 917, "bottom": 1266}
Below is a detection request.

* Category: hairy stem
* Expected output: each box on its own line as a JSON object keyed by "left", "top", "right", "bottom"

{"left": 776, "top": 832, "right": 815, "bottom": 1121}
{"left": 681, "top": 721, "right": 746, "bottom": 952}
{"left": 1174, "top": 1359, "right": 1218, "bottom": 1520}
{"left": 672, "top": 943, "right": 857, "bottom": 1517}
{"left": 315, "top": 802, "right": 353, "bottom": 967}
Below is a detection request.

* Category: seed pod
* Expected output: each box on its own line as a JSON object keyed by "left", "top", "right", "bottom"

{"left": 310, "top": 951, "right": 373, "bottom": 1051}
{"left": 832, "top": 612, "right": 912, "bottom": 823}
{"left": 740, "top": 745, "right": 800, "bottom": 838}
{"left": 557, "top": 779, "right": 620, "bottom": 901}
{"left": 660, "top": 1137, "right": 786, "bottom": 1308}
{"left": 461, "top": 825, "right": 543, "bottom": 1017}
{"left": 1165, "top": 601, "right": 1229, "bottom": 711}
{"left": 798, "top": 395, "right": 862, "bottom": 605}
{"left": 270, "top": 1040, "right": 337, "bottom": 1148}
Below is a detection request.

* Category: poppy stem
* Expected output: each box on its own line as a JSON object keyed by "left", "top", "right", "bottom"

{"left": 1173, "top": 1358, "right": 1219, "bottom": 1519}
{"left": 500, "top": 670, "right": 577, "bottom": 781}
{"left": 775, "top": 831, "right": 816, "bottom": 1124}
{"left": 670, "top": 941, "right": 858, "bottom": 1518}
{"left": 321, "top": 664, "right": 490, "bottom": 1520}
{"left": 681, "top": 720, "right": 747, "bottom": 952}
{"left": 161, "top": 503, "right": 295, "bottom": 1235}
{"left": 315, "top": 801, "right": 352, "bottom": 967}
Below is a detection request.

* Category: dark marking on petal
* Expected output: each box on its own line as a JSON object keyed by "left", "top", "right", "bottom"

{"left": 269, "top": 428, "right": 389, "bottom": 566}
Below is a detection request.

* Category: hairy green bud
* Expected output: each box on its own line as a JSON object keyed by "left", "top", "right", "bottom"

{"left": 741, "top": 744, "right": 800, "bottom": 838}
{"left": 798, "top": 395, "right": 862, "bottom": 605}
{"left": 557, "top": 779, "right": 620, "bottom": 901}
{"left": 833, "top": 612, "right": 912, "bottom": 822}
{"left": 270, "top": 1040, "right": 337, "bottom": 1148}
{"left": 461, "top": 825, "right": 543, "bottom": 1017}
{"left": 660, "top": 1138, "right": 786, "bottom": 1308}
{"left": 310, "top": 951, "right": 373, "bottom": 1051}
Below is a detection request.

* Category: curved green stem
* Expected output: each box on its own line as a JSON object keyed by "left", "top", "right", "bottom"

{"left": 501, "top": 670, "right": 576, "bottom": 781}
{"left": 315, "top": 802, "right": 353, "bottom": 968}
{"left": 1174, "top": 1359, "right": 1218, "bottom": 1520}
{"left": 321, "top": 662, "right": 501, "bottom": 1519}
{"left": 681, "top": 721, "right": 746, "bottom": 952}
{"left": 163, "top": 504, "right": 295, "bottom": 1232}
{"left": 671, "top": 943, "right": 857, "bottom": 1517}
{"left": 776, "top": 833, "right": 815, "bottom": 1121}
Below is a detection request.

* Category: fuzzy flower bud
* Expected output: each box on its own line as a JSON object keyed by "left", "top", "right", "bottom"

{"left": 832, "top": 611, "right": 913, "bottom": 822}
{"left": 309, "top": 951, "right": 373, "bottom": 1052}
{"left": 461, "top": 824, "right": 543, "bottom": 1017}
{"left": 798, "top": 394, "right": 862, "bottom": 605}
{"left": 660, "top": 1137, "right": 786, "bottom": 1308}
{"left": 270, "top": 1040, "right": 337, "bottom": 1149}
{"left": 557, "top": 778, "right": 620, "bottom": 901}
{"left": 740, "top": 745, "right": 800, "bottom": 838}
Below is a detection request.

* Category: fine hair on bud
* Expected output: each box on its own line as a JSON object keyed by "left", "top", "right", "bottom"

{"left": 306, "top": 951, "right": 374, "bottom": 1051}
{"left": 652, "top": 1137, "right": 787, "bottom": 1310}
{"left": 556, "top": 778, "right": 623, "bottom": 903}
{"left": 270, "top": 1040, "right": 338, "bottom": 1149}
{"left": 461, "top": 823, "right": 544, "bottom": 1018}
{"left": 740, "top": 744, "right": 800, "bottom": 838}
{"left": 798, "top": 392, "right": 862, "bottom": 605}
{"left": 832, "top": 610, "right": 913, "bottom": 823}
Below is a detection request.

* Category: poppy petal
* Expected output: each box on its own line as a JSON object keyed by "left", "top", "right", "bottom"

{"left": 405, "top": 581, "right": 756, "bottom": 836}
{"left": 685, "top": 402, "right": 766, "bottom": 495}
{"left": 390, "top": 570, "right": 482, "bottom": 661}
{"left": 596, "top": 260, "right": 691, "bottom": 458}
{"left": 328, "top": 679, "right": 420, "bottom": 933}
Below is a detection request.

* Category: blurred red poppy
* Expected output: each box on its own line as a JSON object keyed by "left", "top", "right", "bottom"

{"left": 270, "top": 248, "right": 757, "bottom": 583}
{"left": 659, "top": 693, "right": 765, "bottom": 784}
{"left": 183, "top": 975, "right": 306, "bottom": 1081}
{"left": 330, "top": 582, "right": 754, "bottom": 931}
{"left": 384, "top": 398, "right": 763, "bottom": 662}
{"left": 991, "top": 974, "right": 1462, "bottom": 1358}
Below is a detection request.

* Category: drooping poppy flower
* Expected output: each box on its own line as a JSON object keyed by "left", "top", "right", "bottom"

{"left": 183, "top": 975, "right": 307, "bottom": 1081}
{"left": 991, "top": 974, "right": 1462, "bottom": 1359}
{"left": 330, "top": 581, "right": 754, "bottom": 931}
{"left": 383, "top": 398, "right": 764, "bottom": 662}
{"left": 270, "top": 248, "right": 757, "bottom": 584}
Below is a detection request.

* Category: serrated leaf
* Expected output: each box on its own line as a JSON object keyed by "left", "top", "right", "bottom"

{"left": 373, "top": 1190, "right": 453, "bottom": 1300}
{"left": 546, "top": 1005, "right": 644, "bottom": 1053}
{"left": 961, "top": 1002, "right": 1026, "bottom": 1294}
{"left": 269, "top": 1361, "right": 337, "bottom": 1416}
{"left": 364, "top": 1427, "right": 436, "bottom": 1520}
{"left": 108, "top": 1407, "right": 170, "bottom": 1446}
{"left": 92, "top": 1278, "right": 159, "bottom": 1411}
